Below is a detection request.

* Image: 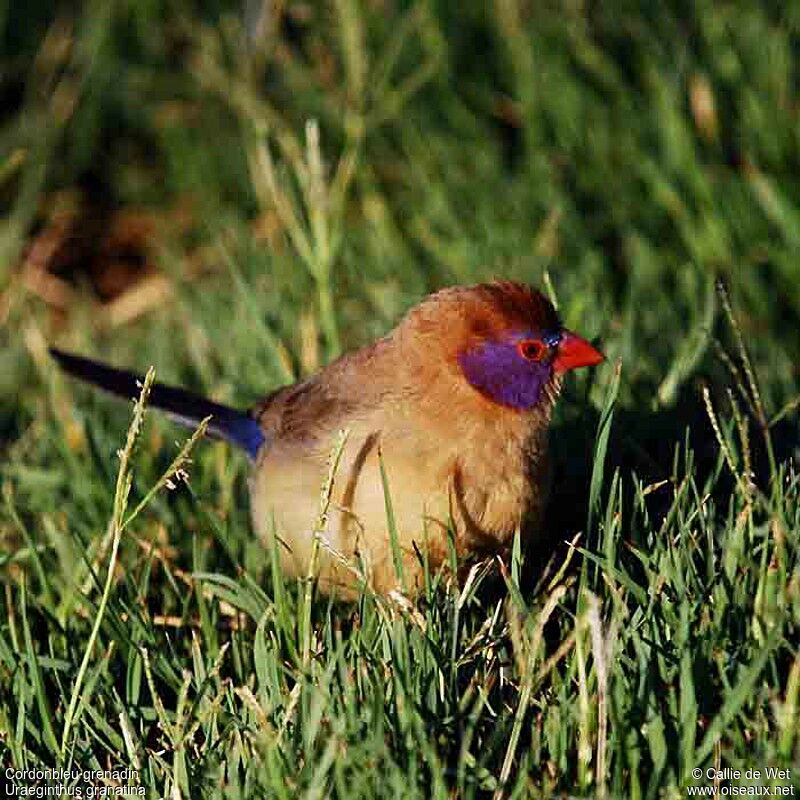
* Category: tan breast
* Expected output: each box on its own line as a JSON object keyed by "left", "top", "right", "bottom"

{"left": 248, "top": 395, "right": 551, "bottom": 597}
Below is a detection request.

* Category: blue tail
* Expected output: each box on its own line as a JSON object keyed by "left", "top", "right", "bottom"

{"left": 50, "top": 348, "right": 265, "bottom": 459}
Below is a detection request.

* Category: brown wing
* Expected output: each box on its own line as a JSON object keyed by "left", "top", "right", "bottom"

{"left": 250, "top": 374, "right": 365, "bottom": 451}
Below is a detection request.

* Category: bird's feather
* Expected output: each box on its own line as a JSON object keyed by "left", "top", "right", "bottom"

{"left": 49, "top": 348, "right": 265, "bottom": 458}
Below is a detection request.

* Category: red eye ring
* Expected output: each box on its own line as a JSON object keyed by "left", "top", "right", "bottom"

{"left": 517, "top": 339, "right": 547, "bottom": 361}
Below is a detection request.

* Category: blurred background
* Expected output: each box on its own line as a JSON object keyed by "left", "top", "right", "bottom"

{"left": 1, "top": 0, "right": 799, "bottom": 458}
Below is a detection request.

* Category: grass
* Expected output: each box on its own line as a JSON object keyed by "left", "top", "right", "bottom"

{"left": 1, "top": 1, "right": 800, "bottom": 797}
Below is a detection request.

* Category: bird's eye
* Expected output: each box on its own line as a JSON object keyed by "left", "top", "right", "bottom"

{"left": 517, "top": 339, "right": 547, "bottom": 361}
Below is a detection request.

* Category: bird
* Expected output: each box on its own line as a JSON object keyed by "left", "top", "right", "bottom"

{"left": 51, "top": 281, "right": 603, "bottom": 597}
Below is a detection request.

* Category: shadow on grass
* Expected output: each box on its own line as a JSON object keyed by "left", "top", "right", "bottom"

{"left": 526, "top": 380, "right": 800, "bottom": 591}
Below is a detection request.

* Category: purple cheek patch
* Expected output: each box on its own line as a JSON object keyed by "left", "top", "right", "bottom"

{"left": 459, "top": 340, "right": 552, "bottom": 410}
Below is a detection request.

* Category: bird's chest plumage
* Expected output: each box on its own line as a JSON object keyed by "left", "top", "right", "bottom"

{"left": 248, "top": 397, "right": 550, "bottom": 596}
{"left": 450, "top": 420, "right": 551, "bottom": 546}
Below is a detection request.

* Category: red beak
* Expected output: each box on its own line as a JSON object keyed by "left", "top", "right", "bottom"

{"left": 553, "top": 330, "right": 604, "bottom": 373}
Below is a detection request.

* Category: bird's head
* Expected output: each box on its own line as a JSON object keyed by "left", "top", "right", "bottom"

{"left": 455, "top": 282, "right": 603, "bottom": 410}
{"left": 401, "top": 282, "right": 603, "bottom": 412}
